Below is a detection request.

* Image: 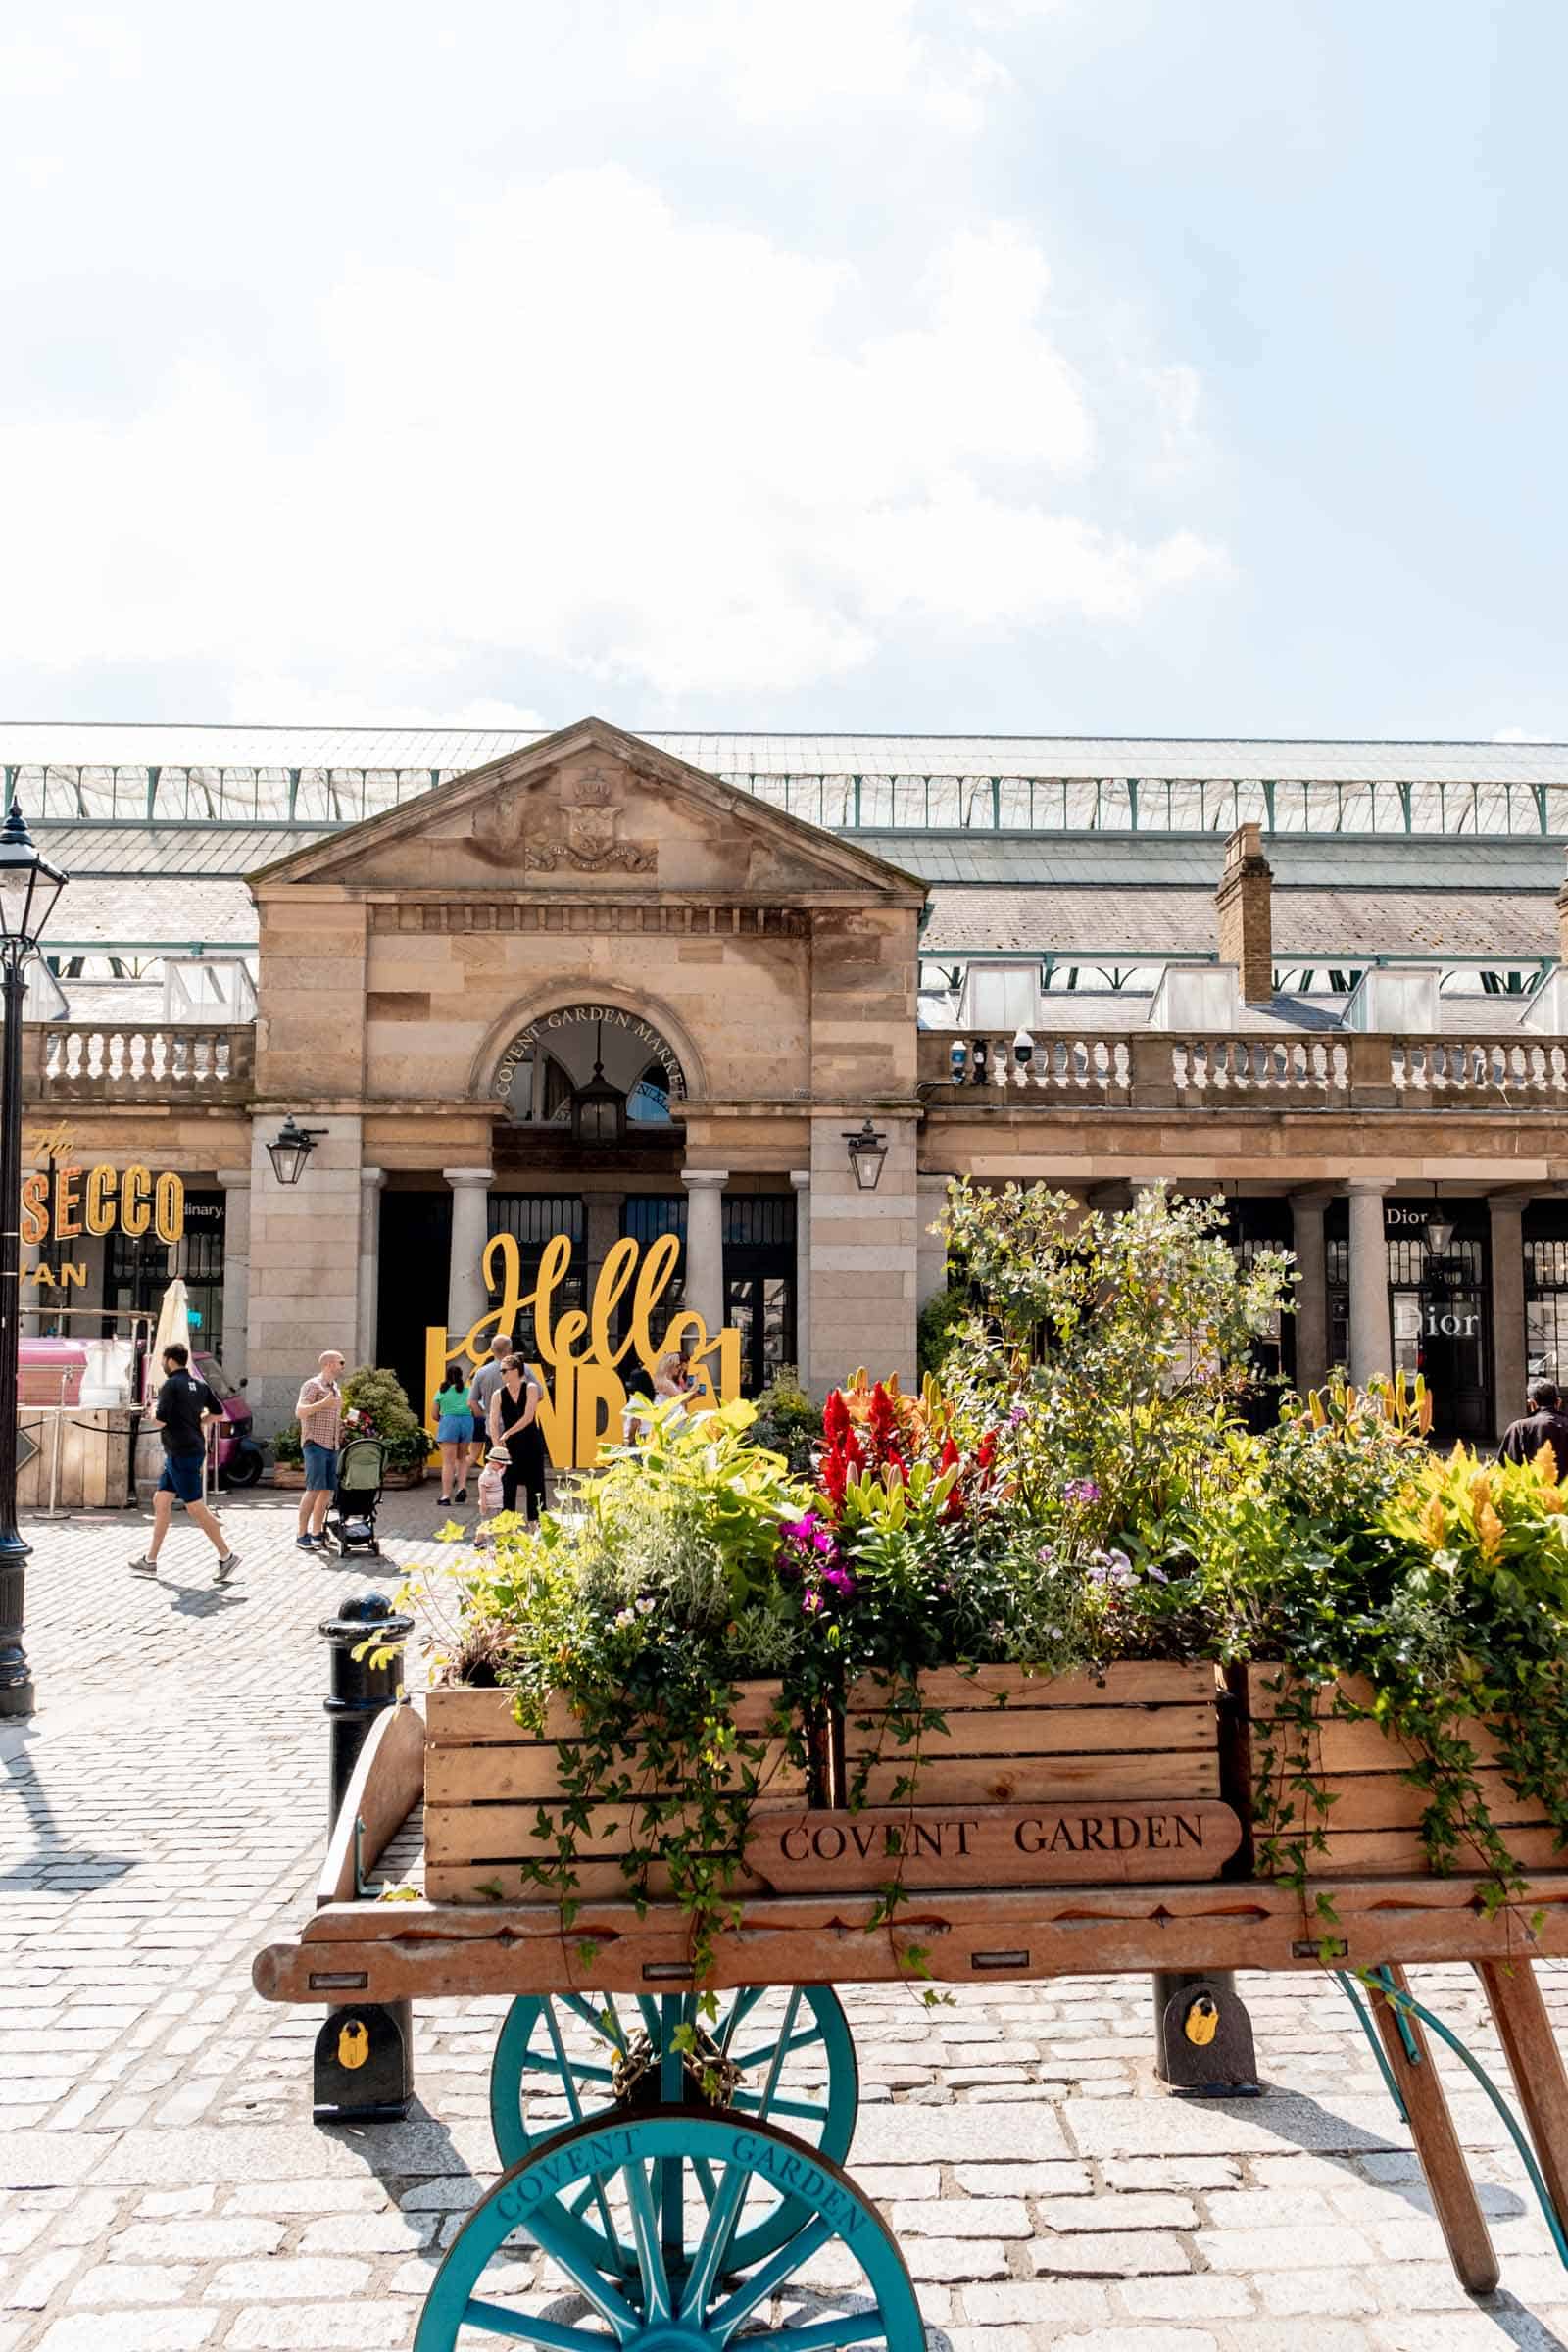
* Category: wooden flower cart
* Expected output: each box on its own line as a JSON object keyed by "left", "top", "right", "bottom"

{"left": 254, "top": 1663, "right": 1568, "bottom": 2350}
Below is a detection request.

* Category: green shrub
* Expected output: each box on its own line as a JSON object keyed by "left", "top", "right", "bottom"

{"left": 917, "top": 1283, "right": 970, "bottom": 1375}
{"left": 341, "top": 1364, "right": 430, "bottom": 1470}
{"left": 271, "top": 1421, "right": 303, "bottom": 1467}
{"left": 748, "top": 1366, "right": 822, "bottom": 1474}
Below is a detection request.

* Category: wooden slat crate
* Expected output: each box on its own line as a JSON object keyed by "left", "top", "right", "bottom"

{"left": 423, "top": 1682, "right": 806, "bottom": 1905}
{"left": 820, "top": 1662, "right": 1238, "bottom": 1890}
{"left": 1245, "top": 1667, "right": 1565, "bottom": 1879}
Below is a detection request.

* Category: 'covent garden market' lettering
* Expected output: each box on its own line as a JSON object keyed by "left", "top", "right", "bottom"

{"left": 424, "top": 1229, "right": 740, "bottom": 1469}
{"left": 492, "top": 1005, "right": 688, "bottom": 1102}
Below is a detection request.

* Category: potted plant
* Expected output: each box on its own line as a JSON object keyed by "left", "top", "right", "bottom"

{"left": 1194, "top": 1376, "right": 1568, "bottom": 1904}
{"left": 341, "top": 1364, "right": 429, "bottom": 1487}
{"left": 270, "top": 1421, "right": 305, "bottom": 1488}
{"left": 418, "top": 1398, "right": 816, "bottom": 1967}
{"left": 394, "top": 1179, "right": 1568, "bottom": 1977}
{"left": 748, "top": 1365, "right": 823, "bottom": 1475}
{"left": 800, "top": 1185, "right": 1289, "bottom": 1889}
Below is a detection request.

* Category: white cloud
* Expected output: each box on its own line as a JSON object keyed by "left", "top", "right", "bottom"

{"left": 0, "top": 167, "right": 1222, "bottom": 704}
{"left": 0, "top": 15, "right": 138, "bottom": 99}
{"left": 227, "top": 678, "right": 547, "bottom": 730}
{"left": 1494, "top": 727, "right": 1550, "bottom": 743}
{"left": 623, "top": 0, "right": 1011, "bottom": 132}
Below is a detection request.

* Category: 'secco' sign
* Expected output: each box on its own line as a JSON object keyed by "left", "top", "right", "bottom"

{"left": 22, "top": 1163, "right": 186, "bottom": 1248}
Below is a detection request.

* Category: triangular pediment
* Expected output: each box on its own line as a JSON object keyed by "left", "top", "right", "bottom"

{"left": 248, "top": 717, "right": 927, "bottom": 906}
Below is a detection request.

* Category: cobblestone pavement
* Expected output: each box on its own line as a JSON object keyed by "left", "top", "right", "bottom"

{"left": 4, "top": 1488, "right": 1568, "bottom": 2351}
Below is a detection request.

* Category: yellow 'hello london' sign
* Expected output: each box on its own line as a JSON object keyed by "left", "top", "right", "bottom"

{"left": 424, "top": 1229, "right": 741, "bottom": 1469}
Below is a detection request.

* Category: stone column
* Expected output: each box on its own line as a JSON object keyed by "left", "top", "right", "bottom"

{"left": 790, "top": 1171, "right": 810, "bottom": 1388}
{"left": 357, "top": 1167, "right": 386, "bottom": 1367}
{"left": 808, "top": 1113, "right": 919, "bottom": 1394}
{"left": 1347, "top": 1179, "right": 1391, "bottom": 1388}
{"left": 1489, "top": 1192, "right": 1531, "bottom": 1440}
{"left": 215, "top": 1167, "right": 252, "bottom": 1382}
{"left": 443, "top": 1167, "right": 494, "bottom": 1347}
{"left": 1289, "top": 1190, "right": 1334, "bottom": 1395}
{"left": 916, "top": 1173, "right": 950, "bottom": 1313}
{"left": 680, "top": 1169, "right": 729, "bottom": 1336}
{"left": 246, "top": 1114, "right": 364, "bottom": 1436}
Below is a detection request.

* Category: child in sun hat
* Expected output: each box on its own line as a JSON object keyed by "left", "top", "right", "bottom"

{"left": 472, "top": 1446, "right": 511, "bottom": 1548}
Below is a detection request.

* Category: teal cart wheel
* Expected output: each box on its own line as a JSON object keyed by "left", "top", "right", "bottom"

{"left": 489, "top": 1988, "right": 859, "bottom": 2278}
{"left": 414, "top": 2107, "right": 923, "bottom": 2352}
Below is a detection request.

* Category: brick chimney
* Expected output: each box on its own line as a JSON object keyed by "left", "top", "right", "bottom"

{"left": 1214, "top": 821, "right": 1275, "bottom": 1004}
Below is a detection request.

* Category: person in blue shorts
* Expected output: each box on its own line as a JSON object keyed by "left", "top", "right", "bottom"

{"left": 432, "top": 1371, "right": 475, "bottom": 1504}
{"left": 127, "top": 1343, "right": 240, "bottom": 1585}
{"left": 294, "top": 1350, "right": 346, "bottom": 1550}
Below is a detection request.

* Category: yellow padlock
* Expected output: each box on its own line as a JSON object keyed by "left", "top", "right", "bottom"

{"left": 337, "top": 2019, "right": 370, "bottom": 2071}
{"left": 1183, "top": 1994, "right": 1219, "bottom": 2047}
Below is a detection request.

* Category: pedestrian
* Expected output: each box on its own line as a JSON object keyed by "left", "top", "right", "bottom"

{"left": 488, "top": 1351, "right": 548, "bottom": 1525}
{"left": 466, "top": 1333, "right": 514, "bottom": 1499}
{"left": 432, "top": 1368, "right": 475, "bottom": 1505}
{"left": 621, "top": 1349, "right": 689, "bottom": 1443}
{"left": 472, "top": 1446, "right": 510, "bottom": 1548}
{"left": 127, "top": 1344, "right": 241, "bottom": 1585}
{"left": 295, "top": 1349, "right": 346, "bottom": 1551}
{"left": 1497, "top": 1379, "right": 1568, "bottom": 1472}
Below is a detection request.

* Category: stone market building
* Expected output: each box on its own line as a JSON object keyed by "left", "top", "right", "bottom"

{"left": 14, "top": 714, "right": 1568, "bottom": 1448}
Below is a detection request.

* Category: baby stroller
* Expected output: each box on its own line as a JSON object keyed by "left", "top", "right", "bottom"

{"left": 322, "top": 1436, "right": 385, "bottom": 1558}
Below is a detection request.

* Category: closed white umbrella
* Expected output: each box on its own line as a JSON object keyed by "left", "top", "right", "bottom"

{"left": 146, "top": 1277, "right": 191, "bottom": 1400}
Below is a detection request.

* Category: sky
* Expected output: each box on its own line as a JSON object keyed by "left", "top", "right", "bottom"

{"left": 2, "top": 0, "right": 1565, "bottom": 740}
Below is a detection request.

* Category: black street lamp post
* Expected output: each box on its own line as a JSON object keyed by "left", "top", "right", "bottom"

{"left": 0, "top": 804, "right": 67, "bottom": 1721}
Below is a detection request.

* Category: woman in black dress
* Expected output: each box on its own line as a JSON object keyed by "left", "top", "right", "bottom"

{"left": 486, "top": 1353, "right": 548, "bottom": 1524}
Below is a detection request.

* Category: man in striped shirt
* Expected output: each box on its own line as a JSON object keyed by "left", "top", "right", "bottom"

{"left": 296, "top": 1350, "right": 345, "bottom": 1551}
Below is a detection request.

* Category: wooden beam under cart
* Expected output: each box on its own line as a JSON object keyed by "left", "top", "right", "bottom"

{"left": 253, "top": 1873, "right": 1568, "bottom": 2005}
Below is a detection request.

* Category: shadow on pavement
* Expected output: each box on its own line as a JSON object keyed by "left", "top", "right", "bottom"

{"left": 0, "top": 1718, "right": 140, "bottom": 1886}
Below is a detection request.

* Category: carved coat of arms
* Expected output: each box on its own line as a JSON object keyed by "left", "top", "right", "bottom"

{"left": 526, "top": 768, "right": 657, "bottom": 875}
{"left": 468, "top": 765, "right": 657, "bottom": 873}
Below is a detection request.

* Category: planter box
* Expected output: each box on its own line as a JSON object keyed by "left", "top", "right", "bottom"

{"left": 1244, "top": 1666, "right": 1563, "bottom": 1879}
{"left": 423, "top": 1682, "right": 806, "bottom": 1905}
{"left": 270, "top": 1461, "right": 423, "bottom": 1489}
{"left": 798, "top": 1662, "right": 1240, "bottom": 1891}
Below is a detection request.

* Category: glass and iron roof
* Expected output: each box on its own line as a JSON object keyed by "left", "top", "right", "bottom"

{"left": 16, "top": 724, "right": 1568, "bottom": 977}
{"left": 5, "top": 725, "right": 1568, "bottom": 835}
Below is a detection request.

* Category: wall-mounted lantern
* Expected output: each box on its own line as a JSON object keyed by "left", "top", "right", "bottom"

{"left": 843, "top": 1118, "right": 889, "bottom": 1193}
{"left": 266, "top": 1115, "right": 328, "bottom": 1186}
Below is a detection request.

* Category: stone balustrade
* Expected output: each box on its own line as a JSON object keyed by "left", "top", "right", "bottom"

{"left": 21, "top": 1015, "right": 1568, "bottom": 1113}
{"left": 30, "top": 1021, "right": 258, "bottom": 1102}
{"left": 918, "top": 1028, "right": 1568, "bottom": 1108}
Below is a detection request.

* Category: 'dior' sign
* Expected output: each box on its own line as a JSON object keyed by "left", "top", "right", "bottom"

{"left": 746, "top": 1800, "right": 1243, "bottom": 1890}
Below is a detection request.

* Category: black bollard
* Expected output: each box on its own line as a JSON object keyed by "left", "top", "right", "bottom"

{"left": 316, "top": 1592, "right": 416, "bottom": 2127}
{"left": 319, "top": 1592, "right": 414, "bottom": 1834}
{"left": 1152, "top": 1968, "right": 1261, "bottom": 2096}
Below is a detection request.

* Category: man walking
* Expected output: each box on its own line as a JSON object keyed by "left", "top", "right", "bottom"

{"left": 128, "top": 1344, "right": 241, "bottom": 1585}
{"left": 1497, "top": 1379, "right": 1568, "bottom": 1471}
{"left": 296, "top": 1350, "right": 346, "bottom": 1550}
{"left": 466, "top": 1334, "right": 514, "bottom": 1498}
